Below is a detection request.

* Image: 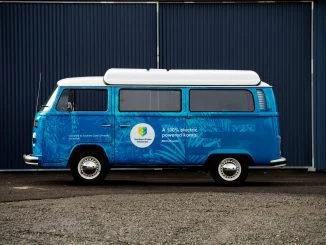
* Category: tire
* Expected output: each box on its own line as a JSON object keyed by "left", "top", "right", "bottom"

{"left": 70, "top": 150, "right": 107, "bottom": 184}
{"left": 210, "top": 156, "right": 248, "bottom": 186}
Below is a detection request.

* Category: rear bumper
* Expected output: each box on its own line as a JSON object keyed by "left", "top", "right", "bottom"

{"left": 270, "top": 157, "right": 287, "bottom": 167}
{"left": 23, "top": 154, "right": 39, "bottom": 166}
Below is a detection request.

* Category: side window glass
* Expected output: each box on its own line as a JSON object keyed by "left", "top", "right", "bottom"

{"left": 119, "top": 89, "right": 181, "bottom": 112}
{"left": 75, "top": 90, "right": 107, "bottom": 111}
{"left": 190, "top": 89, "right": 254, "bottom": 112}
{"left": 56, "top": 89, "right": 74, "bottom": 112}
{"left": 56, "top": 89, "right": 107, "bottom": 112}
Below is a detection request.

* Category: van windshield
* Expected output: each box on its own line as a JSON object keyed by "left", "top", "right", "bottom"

{"left": 40, "top": 87, "right": 59, "bottom": 112}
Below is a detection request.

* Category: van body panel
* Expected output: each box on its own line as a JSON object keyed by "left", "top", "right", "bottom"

{"left": 26, "top": 72, "right": 285, "bottom": 172}
{"left": 185, "top": 116, "right": 278, "bottom": 165}
{"left": 114, "top": 87, "right": 187, "bottom": 164}
{"left": 40, "top": 87, "right": 114, "bottom": 167}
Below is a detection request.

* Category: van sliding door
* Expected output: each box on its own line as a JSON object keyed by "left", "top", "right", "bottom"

{"left": 114, "top": 87, "right": 186, "bottom": 165}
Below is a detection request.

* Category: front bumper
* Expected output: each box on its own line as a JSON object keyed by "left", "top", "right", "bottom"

{"left": 23, "top": 154, "right": 39, "bottom": 166}
{"left": 270, "top": 157, "right": 287, "bottom": 168}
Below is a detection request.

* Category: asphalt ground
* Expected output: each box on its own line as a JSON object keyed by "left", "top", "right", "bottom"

{"left": 0, "top": 170, "right": 325, "bottom": 244}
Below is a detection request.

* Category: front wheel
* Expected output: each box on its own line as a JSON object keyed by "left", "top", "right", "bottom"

{"left": 71, "top": 151, "right": 107, "bottom": 184}
{"left": 210, "top": 156, "right": 248, "bottom": 186}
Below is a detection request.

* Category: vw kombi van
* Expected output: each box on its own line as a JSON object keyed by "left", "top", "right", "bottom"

{"left": 23, "top": 69, "right": 286, "bottom": 185}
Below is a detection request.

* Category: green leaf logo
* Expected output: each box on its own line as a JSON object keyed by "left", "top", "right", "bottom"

{"left": 138, "top": 127, "right": 147, "bottom": 137}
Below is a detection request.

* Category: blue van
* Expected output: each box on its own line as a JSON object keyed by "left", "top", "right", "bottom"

{"left": 23, "top": 69, "right": 286, "bottom": 185}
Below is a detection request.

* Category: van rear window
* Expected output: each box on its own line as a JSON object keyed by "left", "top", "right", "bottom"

{"left": 119, "top": 89, "right": 181, "bottom": 112}
{"left": 190, "top": 89, "right": 254, "bottom": 112}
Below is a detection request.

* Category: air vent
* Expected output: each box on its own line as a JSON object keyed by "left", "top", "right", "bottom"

{"left": 257, "top": 90, "right": 267, "bottom": 110}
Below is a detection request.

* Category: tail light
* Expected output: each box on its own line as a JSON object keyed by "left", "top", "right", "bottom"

{"left": 33, "top": 120, "right": 38, "bottom": 127}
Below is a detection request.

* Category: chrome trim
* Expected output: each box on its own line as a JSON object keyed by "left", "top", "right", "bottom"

{"left": 270, "top": 157, "right": 287, "bottom": 168}
{"left": 23, "top": 154, "right": 39, "bottom": 166}
{"left": 78, "top": 156, "right": 101, "bottom": 180}
{"left": 100, "top": 124, "right": 112, "bottom": 127}
{"left": 222, "top": 163, "right": 237, "bottom": 174}
{"left": 120, "top": 124, "right": 131, "bottom": 127}
{"left": 218, "top": 158, "right": 241, "bottom": 181}
{"left": 270, "top": 157, "right": 287, "bottom": 164}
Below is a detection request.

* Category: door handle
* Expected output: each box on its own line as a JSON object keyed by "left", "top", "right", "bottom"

{"left": 101, "top": 124, "right": 112, "bottom": 127}
{"left": 120, "top": 124, "right": 131, "bottom": 127}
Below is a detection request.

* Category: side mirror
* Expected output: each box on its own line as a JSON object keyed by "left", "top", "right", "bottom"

{"left": 67, "top": 102, "right": 74, "bottom": 112}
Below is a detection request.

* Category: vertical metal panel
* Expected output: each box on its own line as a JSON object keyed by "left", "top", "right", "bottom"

{"left": 160, "top": 3, "right": 312, "bottom": 166}
{"left": 314, "top": 1, "right": 326, "bottom": 171}
{"left": 0, "top": 3, "right": 157, "bottom": 169}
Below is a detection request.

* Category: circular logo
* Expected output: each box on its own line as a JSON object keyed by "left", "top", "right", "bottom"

{"left": 130, "top": 123, "right": 155, "bottom": 148}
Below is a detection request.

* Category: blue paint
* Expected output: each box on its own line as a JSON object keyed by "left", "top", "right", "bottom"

{"left": 28, "top": 84, "right": 284, "bottom": 169}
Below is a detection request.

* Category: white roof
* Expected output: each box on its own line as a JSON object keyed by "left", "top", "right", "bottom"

{"left": 56, "top": 69, "right": 270, "bottom": 88}
{"left": 103, "top": 68, "right": 262, "bottom": 86}
{"left": 57, "top": 77, "right": 105, "bottom": 87}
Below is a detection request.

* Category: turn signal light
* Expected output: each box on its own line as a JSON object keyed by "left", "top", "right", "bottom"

{"left": 32, "top": 132, "right": 37, "bottom": 145}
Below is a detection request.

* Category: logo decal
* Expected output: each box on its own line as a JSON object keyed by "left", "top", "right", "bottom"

{"left": 130, "top": 123, "right": 155, "bottom": 148}
{"left": 138, "top": 127, "right": 147, "bottom": 137}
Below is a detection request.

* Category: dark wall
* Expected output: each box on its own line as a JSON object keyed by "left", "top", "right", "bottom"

{"left": 0, "top": 2, "right": 315, "bottom": 169}
{"left": 0, "top": 3, "right": 157, "bottom": 169}
{"left": 314, "top": 1, "right": 326, "bottom": 171}
{"left": 160, "top": 3, "right": 312, "bottom": 166}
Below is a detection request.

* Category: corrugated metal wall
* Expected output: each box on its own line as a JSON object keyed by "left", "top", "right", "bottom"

{"left": 314, "top": 1, "right": 326, "bottom": 171}
{"left": 160, "top": 3, "right": 312, "bottom": 166}
{"left": 0, "top": 2, "right": 315, "bottom": 169}
{"left": 0, "top": 3, "right": 157, "bottom": 169}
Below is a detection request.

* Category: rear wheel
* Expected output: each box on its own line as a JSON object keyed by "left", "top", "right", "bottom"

{"left": 71, "top": 151, "right": 107, "bottom": 184}
{"left": 210, "top": 156, "right": 248, "bottom": 186}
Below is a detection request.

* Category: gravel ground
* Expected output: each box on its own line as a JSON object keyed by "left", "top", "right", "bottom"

{"left": 1, "top": 192, "right": 326, "bottom": 244}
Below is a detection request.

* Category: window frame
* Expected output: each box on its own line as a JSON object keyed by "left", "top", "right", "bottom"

{"left": 189, "top": 88, "right": 255, "bottom": 112}
{"left": 118, "top": 88, "right": 182, "bottom": 113}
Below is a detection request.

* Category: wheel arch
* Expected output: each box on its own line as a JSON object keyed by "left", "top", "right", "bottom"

{"left": 68, "top": 144, "right": 109, "bottom": 169}
{"left": 204, "top": 153, "right": 253, "bottom": 170}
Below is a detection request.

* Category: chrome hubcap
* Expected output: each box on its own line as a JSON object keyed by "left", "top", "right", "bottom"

{"left": 218, "top": 158, "right": 241, "bottom": 181}
{"left": 78, "top": 156, "right": 101, "bottom": 180}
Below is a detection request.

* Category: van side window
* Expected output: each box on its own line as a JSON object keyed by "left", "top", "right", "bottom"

{"left": 119, "top": 89, "right": 181, "bottom": 112}
{"left": 56, "top": 89, "right": 108, "bottom": 112}
{"left": 190, "top": 89, "right": 254, "bottom": 112}
{"left": 56, "top": 90, "right": 73, "bottom": 112}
